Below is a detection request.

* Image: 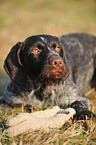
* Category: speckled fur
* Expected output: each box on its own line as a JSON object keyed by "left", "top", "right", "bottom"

{"left": 0, "top": 33, "right": 96, "bottom": 119}
{"left": 60, "top": 33, "right": 96, "bottom": 93}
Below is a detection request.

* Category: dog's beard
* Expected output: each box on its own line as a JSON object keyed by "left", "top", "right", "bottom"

{"left": 39, "top": 64, "right": 70, "bottom": 86}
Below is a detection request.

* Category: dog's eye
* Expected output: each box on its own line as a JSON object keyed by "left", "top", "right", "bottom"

{"left": 32, "top": 48, "right": 40, "bottom": 54}
{"left": 55, "top": 47, "right": 60, "bottom": 51}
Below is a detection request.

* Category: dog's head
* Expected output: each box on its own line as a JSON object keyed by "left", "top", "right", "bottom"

{"left": 4, "top": 35, "right": 70, "bottom": 86}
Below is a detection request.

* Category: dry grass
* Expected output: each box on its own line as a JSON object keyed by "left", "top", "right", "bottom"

{"left": 0, "top": 108, "right": 96, "bottom": 144}
{"left": 0, "top": 0, "right": 96, "bottom": 144}
{"left": 0, "top": 89, "right": 96, "bottom": 145}
{"left": 0, "top": 0, "right": 96, "bottom": 70}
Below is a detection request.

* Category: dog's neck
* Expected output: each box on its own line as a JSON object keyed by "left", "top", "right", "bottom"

{"left": 24, "top": 76, "right": 65, "bottom": 101}
{"left": 13, "top": 75, "right": 66, "bottom": 106}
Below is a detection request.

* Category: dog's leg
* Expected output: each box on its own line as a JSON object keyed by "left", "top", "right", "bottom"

{"left": 59, "top": 78, "right": 96, "bottom": 120}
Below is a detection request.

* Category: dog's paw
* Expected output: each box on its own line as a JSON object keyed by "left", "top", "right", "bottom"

{"left": 73, "top": 110, "right": 96, "bottom": 120}
{"left": 70, "top": 101, "right": 96, "bottom": 120}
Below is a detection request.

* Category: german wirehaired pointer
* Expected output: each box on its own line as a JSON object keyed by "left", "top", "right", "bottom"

{"left": 0, "top": 33, "right": 96, "bottom": 120}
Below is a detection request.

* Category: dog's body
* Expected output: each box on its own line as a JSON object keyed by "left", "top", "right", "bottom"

{"left": 0, "top": 33, "right": 96, "bottom": 119}
{"left": 60, "top": 33, "right": 96, "bottom": 93}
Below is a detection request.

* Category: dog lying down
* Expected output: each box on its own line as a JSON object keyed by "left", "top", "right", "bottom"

{"left": 0, "top": 33, "right": 96, "bottom": 120}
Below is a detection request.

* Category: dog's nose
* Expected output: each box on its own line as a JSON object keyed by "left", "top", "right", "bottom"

{"left": 49, "top": 56, "right": 63, "bottom": 67}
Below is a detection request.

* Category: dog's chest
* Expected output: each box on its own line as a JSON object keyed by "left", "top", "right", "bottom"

{"left": 26, "top": 81, "right": 67, "bottom": 107}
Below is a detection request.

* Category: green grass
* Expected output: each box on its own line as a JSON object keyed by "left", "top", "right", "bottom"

{"left": 0, "top": 0, "right": 96, "bottom": 144}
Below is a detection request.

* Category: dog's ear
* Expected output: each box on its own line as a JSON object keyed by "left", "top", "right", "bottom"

{"left": 4, "top": 42, "right": 27, "bottom": 86}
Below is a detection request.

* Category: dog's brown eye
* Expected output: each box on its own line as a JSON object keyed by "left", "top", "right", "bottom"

{"left": 55, "top": 47, "right": 60, "bottom": 51}
{"left": 32, "top": 48, "right": 40, "bottom": 54}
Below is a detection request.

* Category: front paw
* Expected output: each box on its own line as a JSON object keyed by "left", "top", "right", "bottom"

{"left": 70, "top": 101, "right": 96, "bottom": 120}
{"left": 73, "top": 110, "right": 96, "bottom": 120}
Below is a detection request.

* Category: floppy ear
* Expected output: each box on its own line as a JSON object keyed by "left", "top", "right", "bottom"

{"left": 4, "top": 42, "right": 27, "bottom": 86}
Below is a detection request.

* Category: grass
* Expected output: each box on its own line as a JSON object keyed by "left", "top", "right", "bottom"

{"left": 0, "top": 0, "right": 96, "bottom": 69}
{"left": 0, "top": 107, "right": 96, "bottom": 144}
{"left": 0, "top": 90, "right": 96, "bottom": 145}
{"left": 0, "top": 0, "right": 96, "bottom": 144}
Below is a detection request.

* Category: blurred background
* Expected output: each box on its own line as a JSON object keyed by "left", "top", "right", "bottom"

{"left": 0, "top": 0, "right": 96, "bottom": 95}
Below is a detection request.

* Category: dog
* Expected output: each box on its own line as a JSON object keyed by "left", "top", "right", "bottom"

{"left": 0, "top": 33, "right": 96, "bottom": 120}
